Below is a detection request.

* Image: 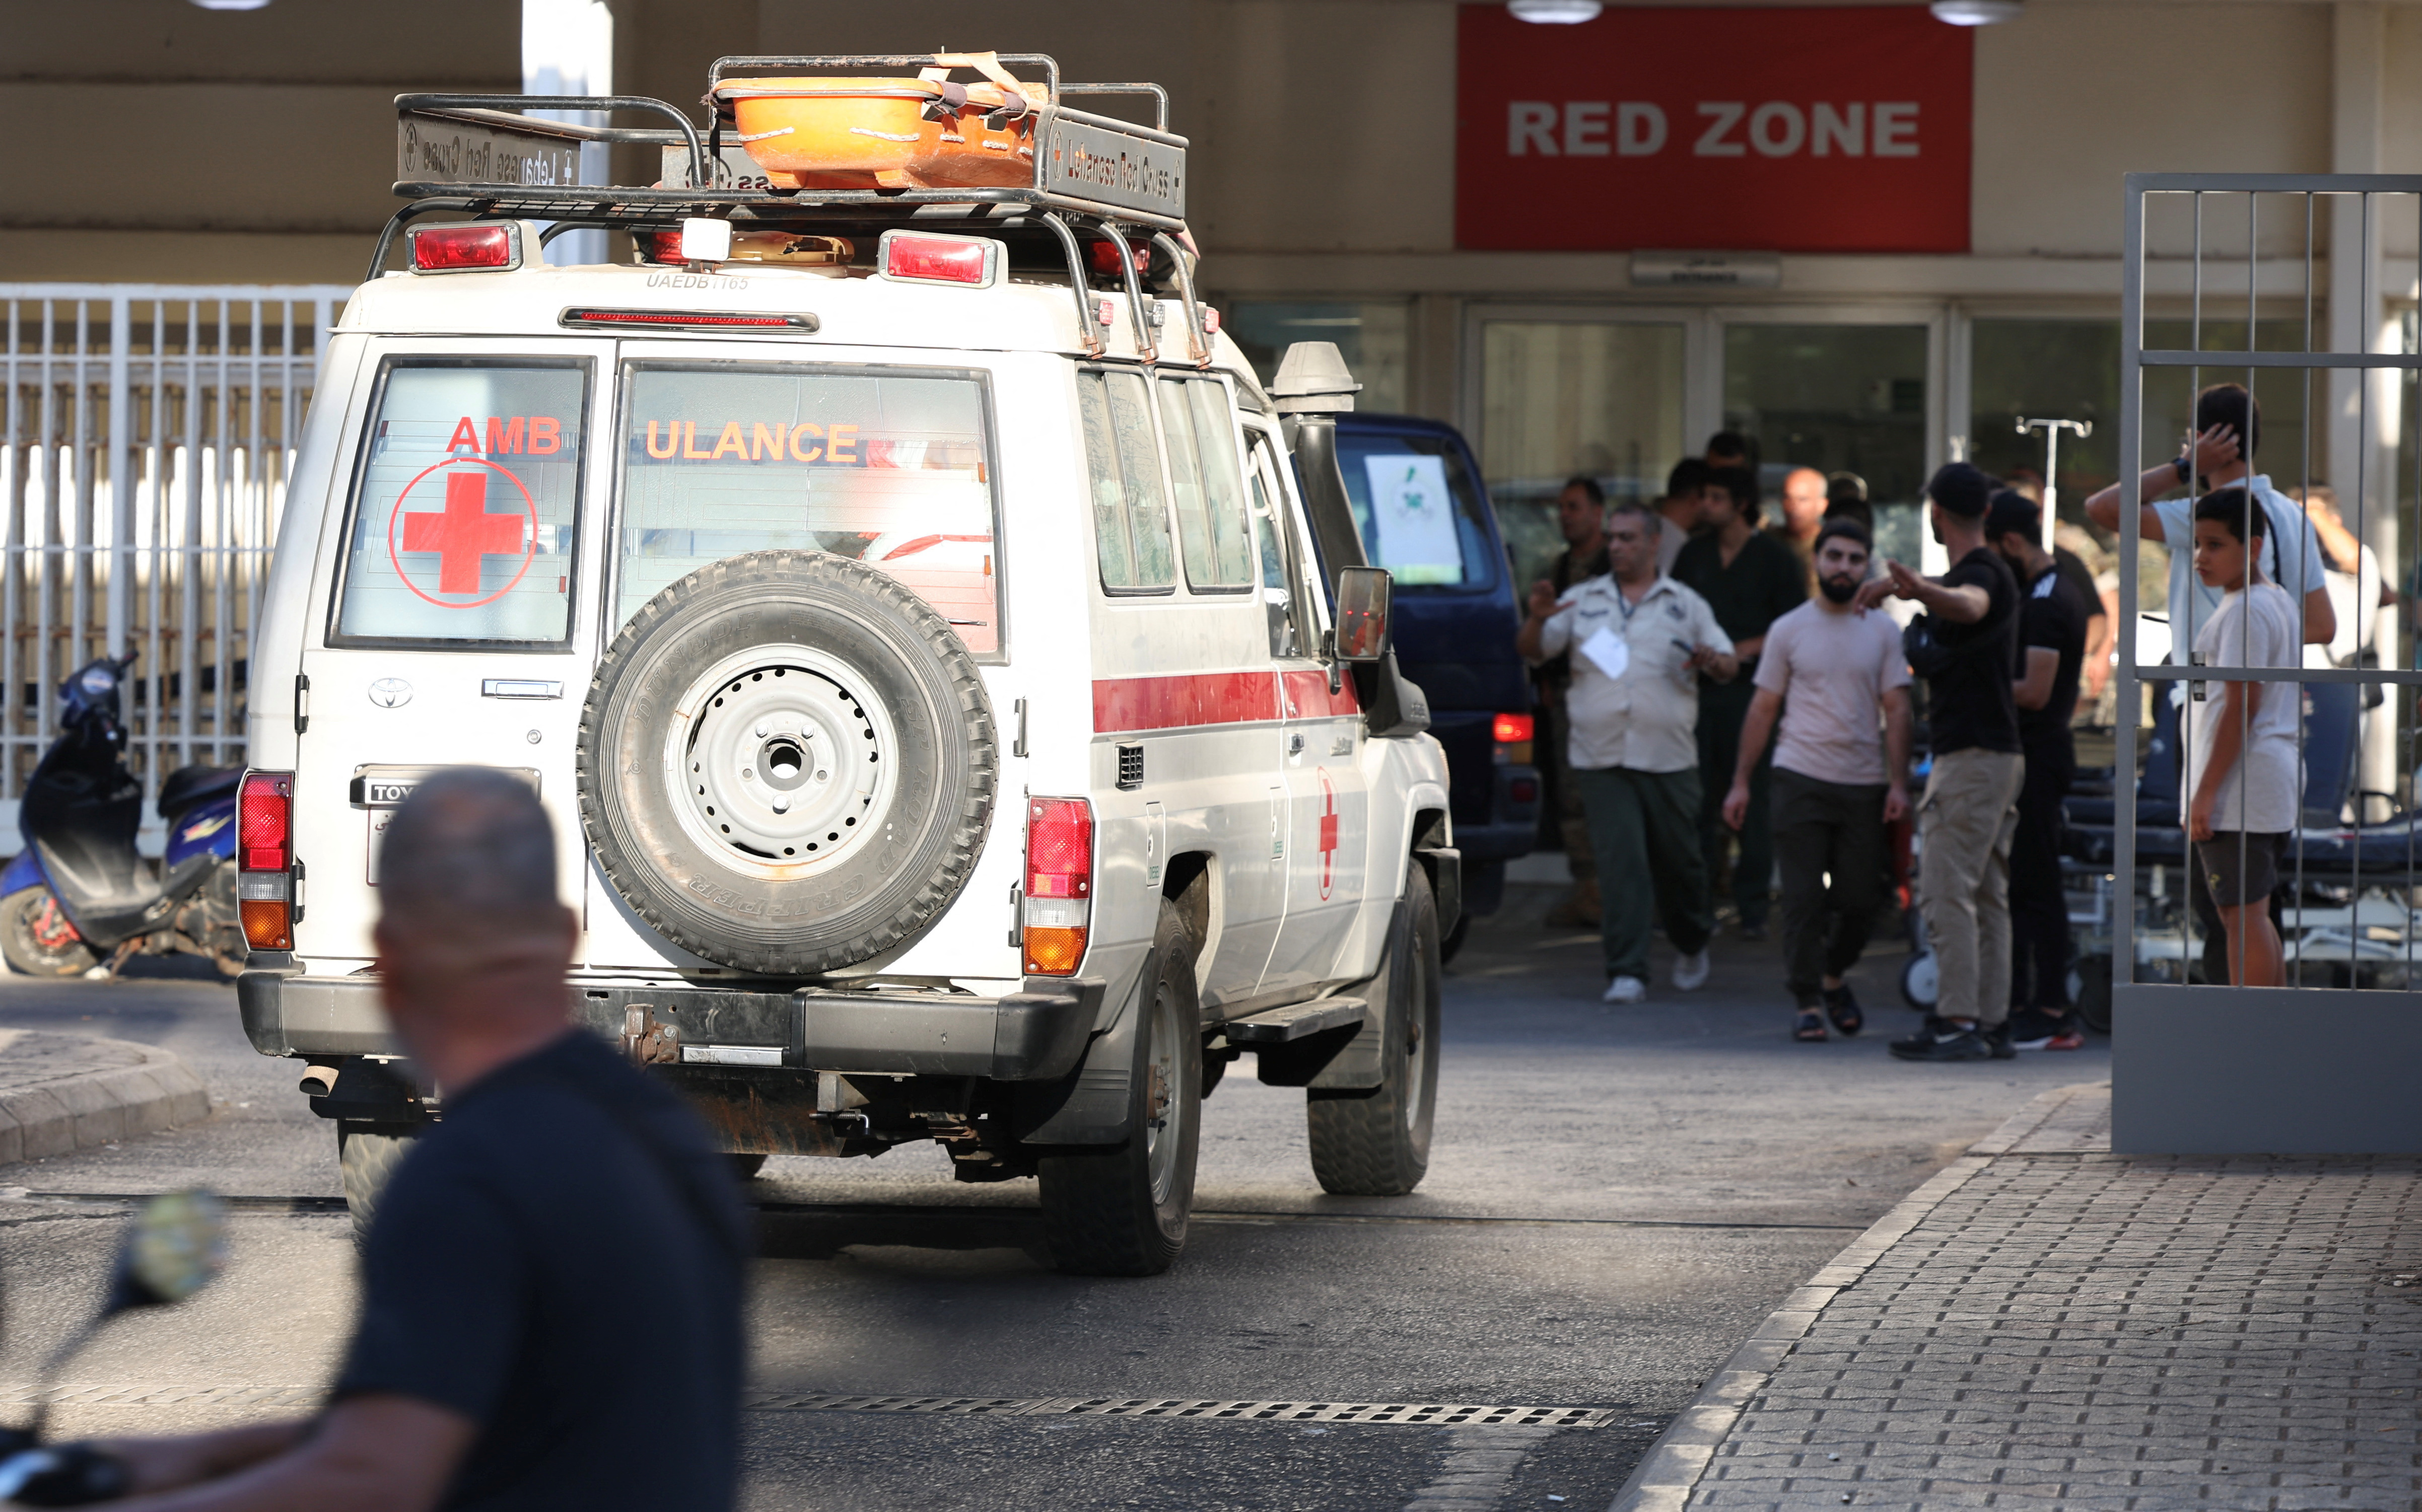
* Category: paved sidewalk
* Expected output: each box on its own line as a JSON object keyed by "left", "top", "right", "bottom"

{"left": 1616, "top": 1081, "right": 2422, "bottom": 1511}
{"left": 0, "top": 1029, "right": 209, "bottom": 1164}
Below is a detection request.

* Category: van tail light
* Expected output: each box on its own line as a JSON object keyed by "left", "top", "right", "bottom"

{"left": 1493, "top": 711, "right": 1535, "bottom": 766}
{"left": 238, "top": 770, "right": 295, "bottom": 950}
{"left": 1087, "top": 238, "right": 1148, "bottom": 276}
{"left": 408, "top": 223, "right": 521, "bottom": 273}
{"left": 1022, "top": 798, "right": 1092, "bottom": 976}
{"left": 878, "top": 229, "right": 999, "bottom": 288}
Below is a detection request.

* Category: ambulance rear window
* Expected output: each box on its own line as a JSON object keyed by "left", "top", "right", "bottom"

{"left": 614, "top": 364, "right": 1000, "bottom": 655}
{"left": 332, "top": 360, "right": 589, "bottom": 647}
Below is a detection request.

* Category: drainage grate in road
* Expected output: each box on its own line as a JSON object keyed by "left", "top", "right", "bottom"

{"left": 4, "top": 1385, "right": 1618, "bottom": 1430}
{"left": 742, "top": 1393, "right": 1617, "bottom": 1428}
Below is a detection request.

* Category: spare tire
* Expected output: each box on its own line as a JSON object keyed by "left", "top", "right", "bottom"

{"left": 578, "top": 550, "right": 997, "bottom": 975}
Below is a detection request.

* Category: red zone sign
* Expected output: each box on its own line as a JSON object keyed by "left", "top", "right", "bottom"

{"left": 1455, "top": 5, "right": 1972, "bottom": 254}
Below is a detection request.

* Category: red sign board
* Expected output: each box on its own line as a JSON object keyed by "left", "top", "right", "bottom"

{"left": 1456, "top": 6, "right": 1972, "bottom": 254}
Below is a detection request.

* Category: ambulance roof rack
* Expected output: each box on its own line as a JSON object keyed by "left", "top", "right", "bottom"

{"left": 383, "top": 55, "right": 1198, "bottom": 358}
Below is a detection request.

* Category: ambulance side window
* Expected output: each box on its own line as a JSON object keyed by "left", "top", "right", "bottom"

{"left": 1246, "top": 430, "right": 1310, "bottom": 660}
{"left": 1157, "top": 376, "right": 1254, "bottom": 593}
{"left": 330, "top": 359, "right": 589, "bottom": 648}
{"left": 1078, "top": 368, "right": 1176, "bottom": 593}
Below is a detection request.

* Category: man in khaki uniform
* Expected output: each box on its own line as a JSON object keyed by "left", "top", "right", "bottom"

{"left": 1520, "top": 501, "right": 1738, "bottom": 1005}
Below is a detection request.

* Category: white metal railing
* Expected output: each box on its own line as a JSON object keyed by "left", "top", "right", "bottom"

{"left": 0, "top": 284, "right": 348, "bottom": 814}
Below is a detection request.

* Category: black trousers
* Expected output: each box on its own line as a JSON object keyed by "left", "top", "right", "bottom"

{"left": 2008, "top": 740, "right": 2073, "bottom": 1009}
{"left": 1770, "top": 767, "right": 1888, "bottom": 1007}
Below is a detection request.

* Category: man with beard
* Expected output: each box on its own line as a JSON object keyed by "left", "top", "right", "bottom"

{"left": 1722, "top": 519, "right": 1912, "bottom": 1041}
{"left": 1857, "top": 463, "right": 2025, "bottom": 1063}
{"left": 1985, "top": 489, "right": 2090, "bottom": 1050}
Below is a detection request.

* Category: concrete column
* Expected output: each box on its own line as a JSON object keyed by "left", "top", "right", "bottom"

{"left": 2327, "top": 3, "right": 2400, "bottom": 817}
{"left": 2327, "top": 4, "right": 2385, "bottom": 521}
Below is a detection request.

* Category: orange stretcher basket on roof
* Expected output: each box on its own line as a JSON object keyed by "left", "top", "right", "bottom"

{"left": 711, "top": 51, "right": 1049, "bottom": 191}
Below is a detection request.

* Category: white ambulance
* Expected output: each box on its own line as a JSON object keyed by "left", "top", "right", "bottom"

{"left": 235, "top": 58, "right": 1457, "bottom": 1275}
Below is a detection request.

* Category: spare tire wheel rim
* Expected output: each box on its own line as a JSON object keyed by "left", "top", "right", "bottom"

{"left": 662, "top": 644, "right": 904, "bottom": 880}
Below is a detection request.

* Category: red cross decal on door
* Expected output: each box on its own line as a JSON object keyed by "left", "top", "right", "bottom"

{"left": 403, "top": 471, "right": 526, "bottom": 593}
{"left": 1317, "top": 766, "right": 1339, "bottom": 900}
{"left": 384, "top": 458, "right": 541, "bottom": 609}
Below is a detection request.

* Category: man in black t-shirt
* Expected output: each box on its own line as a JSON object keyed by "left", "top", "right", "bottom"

{"left": 1987, "top": 492, "right": 2089, "bottom": 1051}
{"left": 1674, "top": 464, "right": 1809, "bottom": 939}
{"left": 1857, "top": 463, "right": 2025, "bottom": 1063}
{"left": 78, "top": 769, "right": 750, "bottom": 1511}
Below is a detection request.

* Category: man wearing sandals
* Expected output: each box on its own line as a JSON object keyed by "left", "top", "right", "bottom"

{"left": 1721, "top": 519, "right": 1912, "bottom": 1041}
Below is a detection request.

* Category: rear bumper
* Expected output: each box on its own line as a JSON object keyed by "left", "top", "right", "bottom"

{"left": 238, "top": 969, "right": 1106, "bottom": 1083}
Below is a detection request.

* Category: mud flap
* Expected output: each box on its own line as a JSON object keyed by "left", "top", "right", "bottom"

{"left": 1011, "top": 954, "right": 1150, "bottom": 1145}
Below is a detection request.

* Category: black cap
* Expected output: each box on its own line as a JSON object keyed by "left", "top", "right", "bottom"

{"left": 1983, "top": 487, "right": 2040, "bottom": 540}
{"left": 1925, "top": 462, "right": 1994, "bottom": 519}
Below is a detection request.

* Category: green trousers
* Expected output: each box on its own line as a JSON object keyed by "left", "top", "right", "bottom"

{"left": 1570, "top": 765, "right": 1713, "bottom": 982}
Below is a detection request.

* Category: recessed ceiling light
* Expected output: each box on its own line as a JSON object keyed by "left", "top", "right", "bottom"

{"left": 1509, "top": 0, "right": 1604, "bottom": 22}
{"left": 188, "top": 0, "right": 273, "bottom": 9}
{"left": 1929, "top": 0, "right": 2023, "bottom": 23}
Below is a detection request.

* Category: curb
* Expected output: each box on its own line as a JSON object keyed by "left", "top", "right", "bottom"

{"left": 0, "top": 1039, "right": 212, "bottom": 1167}
{"left": 1602, "top": 1082, "right": 2099, "bottom": 1512}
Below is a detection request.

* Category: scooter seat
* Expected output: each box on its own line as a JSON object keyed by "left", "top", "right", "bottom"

{"left": 157, "top": 764, "right": 243, "bottom": 822}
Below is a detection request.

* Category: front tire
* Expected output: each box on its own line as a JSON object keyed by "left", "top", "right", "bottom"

{"left": 1035, "top": 902, "right": 1202, "bottom": 1276}
{"left": 337, "top": 1122, "right": 418, "bottom": 1248}
{"left": 1306, "top": 868, "right": 1441, "bottom": 1196}
{"left": 0, "top": 887, "right": 98, "bottom": 976}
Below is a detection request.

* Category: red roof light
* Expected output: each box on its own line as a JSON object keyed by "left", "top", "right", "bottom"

{"left": 878, "top": 231, "right": 997, "bottom": 288}
{"left": 410, "top": 224, "right": 520, "bottom": 273}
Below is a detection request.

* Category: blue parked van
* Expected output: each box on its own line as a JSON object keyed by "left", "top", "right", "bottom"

{"left": 1331, "top": 413, "right": 1539, "bottom": 953}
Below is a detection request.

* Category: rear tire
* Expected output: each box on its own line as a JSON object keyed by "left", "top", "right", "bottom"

{"left": 1306, "top": 868, "right": 1441, "bottom": 1196}
{"left": 0, "top": 887, "right": 98, "bottom": 977}
{"left": 337, "top": 1122, "right": 418, "bottom": 1248}
{"left": 1035, "top": 902, "right": 1201, "bottom": 1276}
{"left": 1438, "top": 909, "right": 1472, "bottom": 965}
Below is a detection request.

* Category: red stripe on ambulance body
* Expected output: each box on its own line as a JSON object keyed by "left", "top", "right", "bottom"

{"left": 1092, "top": 672, "right": 1281, "bottom": 734}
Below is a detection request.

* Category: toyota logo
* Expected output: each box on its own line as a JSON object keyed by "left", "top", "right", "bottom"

{"left": 368, "top": 678, "right": 414, "bottom": 709}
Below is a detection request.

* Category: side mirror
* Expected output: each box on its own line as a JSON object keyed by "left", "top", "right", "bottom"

{"left": 1334, "top": 566, "right": 1393, "bottom": 663}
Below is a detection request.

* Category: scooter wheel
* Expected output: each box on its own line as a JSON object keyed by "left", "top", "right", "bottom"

{"left": 0, "top": 887, "right": 98, "bottom": 976}
{"left": 1899, "top": 952, "right": 1940, "bottom": 1011}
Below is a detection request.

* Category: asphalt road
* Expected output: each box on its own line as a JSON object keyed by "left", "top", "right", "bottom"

{"left": 0, "top": 892, "right": 2108, "bottom": 1510}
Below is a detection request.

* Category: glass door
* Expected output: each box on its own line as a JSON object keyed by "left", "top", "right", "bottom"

{"left": 1464, "top": 310, "right": 1693, "bottom": 590}
{"left": 1714, "top": 312, "right": 1945, "bottom": 570}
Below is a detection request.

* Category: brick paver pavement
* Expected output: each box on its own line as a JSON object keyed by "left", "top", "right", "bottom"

{"left": 1616, "top": 1083, "right": 2422, "bottom": 1511}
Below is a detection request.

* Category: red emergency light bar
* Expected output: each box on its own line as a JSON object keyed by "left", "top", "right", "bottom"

{"left": 409, "top": 223, "right": 521, "bottom": 274}
{"left": 1087, "top": 238, "right": 1148, "bottom": 276}
{"left": 558, "top": 308, "right": 820, "bottom": 332}
{"left": 877, "top": 230, "right": 999, "bottom": 289}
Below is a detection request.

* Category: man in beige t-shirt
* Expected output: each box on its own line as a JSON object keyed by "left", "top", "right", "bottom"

{"left": 1720, "top": 519, "right": 1912, "bottom": 1041}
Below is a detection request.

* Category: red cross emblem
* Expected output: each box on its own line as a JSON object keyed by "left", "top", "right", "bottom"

{"left": 1316, "top": 766, "right": 1339, "bottom": 900}
{"left": 384, "top": 458, "right": 540, "bottom": 609}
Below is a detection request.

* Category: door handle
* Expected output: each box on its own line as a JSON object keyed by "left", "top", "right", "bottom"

{"left": 1287, "top": 733, "right": 1306, "bottom": 755}
{"left": 482, "top": 679, "right": 563, "bottom": 700}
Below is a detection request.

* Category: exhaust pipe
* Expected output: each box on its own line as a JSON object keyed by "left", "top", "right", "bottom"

{"left": 297, "top": 1064, "right": 339, "bottom": 1098}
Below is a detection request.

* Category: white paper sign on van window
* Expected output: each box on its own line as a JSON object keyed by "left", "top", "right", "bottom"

{"left": 1360, "top": 454, "right": 1463, "bottom": 586}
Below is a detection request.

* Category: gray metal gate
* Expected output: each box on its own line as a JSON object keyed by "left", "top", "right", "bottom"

{"left": 2114, "top": 174, "right": 2421, "bottom": 1153}
{"left": 0, "top": 284, "right": 348, "bottom": 848}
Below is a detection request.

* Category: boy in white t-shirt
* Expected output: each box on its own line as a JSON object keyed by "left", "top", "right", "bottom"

{"left": 2184, "top": 488, "right": 2301, "bottom": 988}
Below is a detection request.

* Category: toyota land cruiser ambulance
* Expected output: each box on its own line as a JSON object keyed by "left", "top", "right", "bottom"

{"left": 235, "top": 56, "right": 1457, "bottom": 1275}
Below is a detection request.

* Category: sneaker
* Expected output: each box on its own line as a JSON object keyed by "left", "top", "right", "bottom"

{"left": 1821, "top": 983, "right": 1864, "bottom": 1037}
{"left": 1602, "top": 975, "right": 1647, "bottom": 1004}
{"left": 1671, "top": 950, "right": 1711, "bottom": 991}
{"left": 2005, "top": 1008, "right": 2085, "bottom": 1051}
{"left": 1986, "top": 1024, "right": 2017, "bottom": 1059}
{"left": 1889, "top": 1022, "right": 1994, "bottom": 1061}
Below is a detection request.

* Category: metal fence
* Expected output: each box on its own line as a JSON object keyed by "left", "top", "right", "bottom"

{"left": 1, "top": 285, "right": 349, "bottom": 824}
{"left": 2115, "top": 175, "right": 2421, "bottom": 1001}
